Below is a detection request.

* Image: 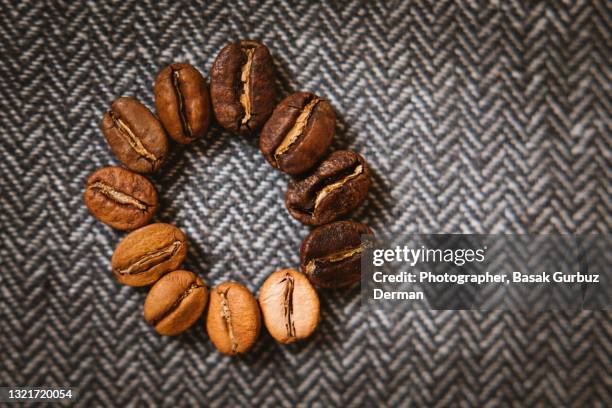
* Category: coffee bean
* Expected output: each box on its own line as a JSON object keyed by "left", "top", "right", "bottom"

{"left": 206, "top": 282, "right": 261, "bottom": 355}
{"left": 154, "top": 63, "right": 212, "bottom": 144}
{"left": 210, "top": 40, "right": 276, "bottom": 135}
{"left": 111, "top": 223, "right": 188, "bottom": 286}
{"left": 101, "top": 97, "right": 168, "bottom": 173}
{"left": 285, "top": 150, "right": 371, "bottom": 226}
{"left": 300, "top": 220, "right": 372, "bottom": 288}
{"left": 259, "top": 269, "right": 320, "bottom": 344}
{"left": 83, "top": 166, "right": 158, "bottom": 230}
{"left": 144, "top": 270, "right": 208, "bottom": 336}
{"left": 260, "top": 92, "right": 335, "bottom": 175}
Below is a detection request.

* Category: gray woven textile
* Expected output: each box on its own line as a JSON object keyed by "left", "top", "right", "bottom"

{"left": 1, "top": 0, "right": 611, "bottom": 406}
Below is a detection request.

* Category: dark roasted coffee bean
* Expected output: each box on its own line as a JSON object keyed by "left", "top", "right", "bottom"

{"left": 83, "top": 166, "right": 158, "bottom": 230}
{"left": 210, "top": 40, "right": 276, "bottom": 135}
{"left": 154, "top": 63, "right": 212, "bottom": 144}
{"left": 144, "top": 270, "right": 208, "bottom": 336}
{"left": 300, "top": 220, "right": 372, "bottom": 288}
{"left": 285, "top": 150, "right": 371, "bottom": 226}
{"left": 206, "top": 281, "right": 261, "bottom": 355}
{"left": 259, "top": 269, "right": 320, "bottom": 344}
{"left": 111, "top": 223, "right": 188, "bottom": 286}
{"left": 260, "top": 92, "right": 335, "bottom": 175}
{"left": 101, "top": 97, "right": 168, "bottom": 173}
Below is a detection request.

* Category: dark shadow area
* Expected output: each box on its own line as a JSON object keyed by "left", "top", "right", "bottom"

{"left": 330, "top": 109, "right": 353, "bottom": 152}
{"left": 351, "top": 166, "right": 395, "bottom": 231}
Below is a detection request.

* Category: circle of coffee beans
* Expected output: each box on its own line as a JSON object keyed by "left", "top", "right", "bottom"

{"left": 83, "top": 40, "right": 373, "bottom": 356}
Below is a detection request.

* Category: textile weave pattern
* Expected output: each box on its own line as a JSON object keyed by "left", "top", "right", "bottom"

{"left": 0, "top": 1, "right": 611, "bottom": 406}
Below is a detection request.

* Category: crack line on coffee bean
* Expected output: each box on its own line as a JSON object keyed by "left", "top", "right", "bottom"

{"left": 219, "top": 289, "right": 238, "bottom": 353}
{"left": 109, "top": 110, "right": 159, "bottom": 163}
{"left": 149, "top": 280, "right": 204, "bottom": 326}
{"left": 280, "top": 274, "right": 296, "bottom": 339}
{"left": 239, "top": 47, "right": 254, "bottom": 127}
{"left": 89, "top": 181, "right": 148, "bottom": 211}
{"left": 274, "top": 97, "right": 320, "bottom": 163}
{"left": 115, "top": 241, "right": 182, "bottom": 275}
{"left": 313, "top": 164, "right": 363, "bottom": 210}
{"left": 171, "top": 67, "right": 193, "bottom": 139}
{"left": 305, "top": 245, "right": 366, "bottom": 276}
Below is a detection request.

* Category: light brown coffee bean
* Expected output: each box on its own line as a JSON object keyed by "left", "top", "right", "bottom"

{"left": 154, "top": 63, "right": 211, "bottom": 144}
{"left": 111, "top": 223, "right": 188, "bottom": 287}
{"left": 83, "top": 166, "right": 158, "bottom": 231}
{"left": 300, "top": 220, "right": 372, "bottom": 288}
{"left": 260, "top": 92, "right": 335, "bottom": 175}
{"left": 101, "top": 96, "right": 168, "bottom": 173}
{"left": 206, "top": 282, "right": 260, "bottom": 355}
{"left": 144, "top": 270, "right": 208, "bottom": 336}
{"left": 259, "top": 269, "right": 320, "bottom": 344}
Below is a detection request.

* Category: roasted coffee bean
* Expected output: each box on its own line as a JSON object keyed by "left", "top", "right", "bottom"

{"left": 206, "top": 282, "right": 261, "bottom": 355}
{"left": 259, "top": 269, "right": 320, "bottom": 344}
{"left": 144, "top": 270, "right": 208, "bottom": 336}
{"left": 300, "top": 220, "right": 372, "bottom": 288}
{"left": 260, "top": 92, "right": 335, "bottom": 175}
{"left": 285, "top": 150, "right": 371, "bottom": 226}
{"left": 154, "top": 63, "right": 212, "bottom": 144}
{"left": 101, "top": 97, "right": 168, "bottom": 173}
{"left": 83, "top": 166, "right": 158, "bottom": 230}
{"left": 210, "top": 40, "right": 276, "bottom": 135}
{"left": 111, "top": 223, "right": 188, "bottom": 287}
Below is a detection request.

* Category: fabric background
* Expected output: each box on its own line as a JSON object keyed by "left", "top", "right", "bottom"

{"left": 1, "top": 0, "right": 611, "bottom": 406}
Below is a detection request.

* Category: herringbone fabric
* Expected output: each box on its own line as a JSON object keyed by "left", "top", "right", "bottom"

{"left": 1, "top": 0, "right": 611, "bottom": 406}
